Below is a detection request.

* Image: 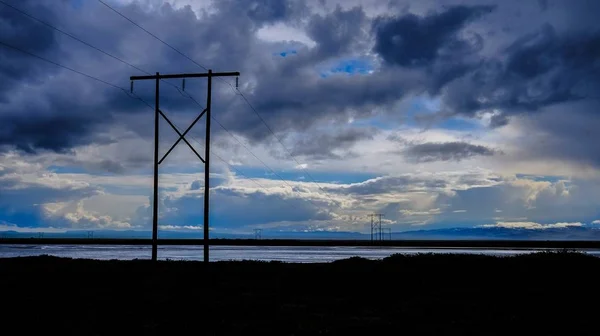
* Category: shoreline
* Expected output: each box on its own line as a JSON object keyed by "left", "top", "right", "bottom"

{"left": 3, "top": 244, "right": 599, "bottom": 263}
{"left": 3, "top": 237, "right": 600, "bottom": 249}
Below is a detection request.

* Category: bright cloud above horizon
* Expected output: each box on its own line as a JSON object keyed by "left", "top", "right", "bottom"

{"left": 1, "top": 0, "right": 600, "bottom": 234}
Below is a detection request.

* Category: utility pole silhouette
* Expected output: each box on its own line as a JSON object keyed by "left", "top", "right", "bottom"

{"left": 130, "top": 70, "right": 240, "bottom": 262}
{"left": 384, "top": 228, "right": 392, "bottom": 240}
{"left": 368, "top": 214, "right": 384, "bottom": 243}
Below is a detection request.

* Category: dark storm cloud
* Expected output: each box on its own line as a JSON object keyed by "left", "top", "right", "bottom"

{"left": 1, "top": 0, "right": 600, "bottom": 173}
{"left": 372, "top": 5, "right": 494, "bottom": 68}
{"left": 0, "top": 1, "right": 166, "bottom": 152}
{"left": 511, "top": 101, "right": 600, "bottom": 167}
{"left": 369, "top": 4, "right": 496, "bottom": 94}
{"left": 219, "top": 4, "right": 403, "bottom": 143}
{"left": 404, "top": 141, "right": 500, "bottom": 163}
{"left": 0, "top": 0, "right": 59, "bottom": 99}
{"left": 0, "top": 0, "right": 321, "bottom": 155}
{"left": 306, "top": 5, "right": 368, "bottom": 59}
{"left": 242, "top": 0, "right": 306, "bottom": 23}
{"left": 231, "top": 67, "right": 413, "bottom": 143}
{"left": 442, "top": 24, "right": 600, "bottom": 120}
{"left": 0, "top": 0, "right": 263, "bottom": 153}
{"left": 0, "top": 114, "right": 98, "bottom": 154}
{"left": 289, "top": 127, "right": 376, "bottom": 160}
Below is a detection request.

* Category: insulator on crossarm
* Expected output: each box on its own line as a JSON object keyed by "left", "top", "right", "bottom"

{"left": 235, "top": 76, "right": 239, "bottom": 89}
{"left": 130, "top": 81, "right": 134, "bottom": 93}
{"left": 182, "top": 78, "right": 186, "bottom": 92}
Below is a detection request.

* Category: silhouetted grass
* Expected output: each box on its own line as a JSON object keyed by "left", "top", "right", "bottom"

{"left": 1, "top": 251, "right": 599, "bottom": 335}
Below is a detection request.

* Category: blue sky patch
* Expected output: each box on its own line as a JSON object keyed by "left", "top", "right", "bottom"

{"left": 437, "top": 117, "right": 480, "bottom": 131}
{"left": 275, "top": 50, "right": 297, "bottom": 57}
{"left": 235, "top": 167, "right": 377, "bottom": 184}
{"left": 515, "top": 174, "right": 567, "bottom": 183}
{"left": 48, "top": 165, "right": 89, "bottom": 174}
{"left": 320, "top": 58, "right": 373, "bottom": 78}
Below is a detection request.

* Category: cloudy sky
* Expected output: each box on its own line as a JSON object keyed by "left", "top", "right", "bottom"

{"left": 1, "top": 0, "right": 600, "bottom": 235}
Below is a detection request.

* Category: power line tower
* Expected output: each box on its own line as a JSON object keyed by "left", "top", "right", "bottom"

{"left": 254, "top": 229, "right": 262, "bottom": 240}
{"left": 383, "top": 228, "right": 392, "bottom": 240}
{"left": 87, "top": 231, "right": 94, "bottom": 239}
{"left": 130, "top": 70, "right": 240, "bottom": 263}
{"left": 368, "top": 214, "right": 384, "bottom": 242}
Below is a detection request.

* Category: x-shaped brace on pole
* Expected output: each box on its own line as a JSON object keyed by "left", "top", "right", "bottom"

{"left": 158, "top": 108, "right": 207, "bottom": 165}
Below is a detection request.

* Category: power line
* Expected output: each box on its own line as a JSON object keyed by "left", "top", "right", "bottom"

{"left": 0, "top": 0, "right": 196, "bottom": 98}
{"left": 97, "top": 0, "right": 209, "bottom": 72}
{"left": 0, "top": 40, "right": 129, "bottom": 93}
{"left": 94, "top": 0, "right": 338, "bottom": 206}
{"left": 1, "top": 7, "right": 317, "bottom": 212}
{"left": 1, "top": 0, "right": 262, "bottom": 183}
{"left": 5, "top": 0, "right": 336, "bottom": 219}
{"left": 0, "top": 37, "right": 331, "bottom": 218}
{"left": 0, "top": 0, "right": 147, "bottom": 75}
{"left": 0, "top": 39, "right": 328, "bottom": 228}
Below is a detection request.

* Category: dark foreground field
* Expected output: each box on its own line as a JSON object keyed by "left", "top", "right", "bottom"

{"left": 1, "top": 251, "right": 599, "bottom": 335}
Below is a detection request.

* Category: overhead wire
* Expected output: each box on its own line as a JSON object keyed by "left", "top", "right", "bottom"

{"left": 93, "top": 0, "right": 340, "bottom": 207}
{"left": 97, "top": 0, "right": 209, "bottom": 72}
{"left": 0, "top": 38, "right": 332, "bottom": 216}
{"left": 0, "top": 40, "right": 129, "bottom": 94}
{"left": 0, "top": 0, "right": 197, "bottom": 99}
{"left": 3, "top": 0, "right": 295, "bottom": 196}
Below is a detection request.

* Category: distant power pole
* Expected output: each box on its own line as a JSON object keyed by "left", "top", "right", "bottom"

{"left": 130, "top": 70, "right": 240, "bottom": 263}
{"left": 377, "top": 214, "right": 384, "bottom": 241}
{"left": 384, "top": 228, "right": 392, "bottom": 240}
{"left": 87, "top": 231, "right": 94, "bottom": 239}
{"left": 368, "top": 214, "right": 384, "bottom": 242}
{"left": 254, "top": 229, "right": 262, "bottom": 240}
{"left": 370, "top": 215, "right": 374, "bottom": 242}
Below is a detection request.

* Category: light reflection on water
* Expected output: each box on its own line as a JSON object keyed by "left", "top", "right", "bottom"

{"left": 1, "top": 245, "right": 599, "bottom": 263}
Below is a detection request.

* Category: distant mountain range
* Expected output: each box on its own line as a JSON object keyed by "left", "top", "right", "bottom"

{"left": 390, "top": 226, "right": 600, "bottom": 240}
{"left": 2, "top": 226, "right": 600, "bottom": 240}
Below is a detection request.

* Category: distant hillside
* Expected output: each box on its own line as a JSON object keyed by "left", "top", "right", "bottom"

{"left": 1, "top": 226, "right": 600, "bottom": 240}
{"left": 391, "top": 226, "right": 600, "bottom": 240}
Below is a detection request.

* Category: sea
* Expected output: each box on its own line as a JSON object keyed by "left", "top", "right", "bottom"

{"left": 2, "top": 245, "right": 600, "bottom": 262}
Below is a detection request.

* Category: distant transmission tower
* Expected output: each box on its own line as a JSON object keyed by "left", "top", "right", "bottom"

{"left": 254, "top": 229, "right": 262, "bottom": 240}
{"left": 87, "top": 231, "right": 94, "bottom": 239}
{"left": 384, "top": 228, "right": 392, "bottom": 240}
{"left": 368, "top": 214, "right": 384, "bottom": 242}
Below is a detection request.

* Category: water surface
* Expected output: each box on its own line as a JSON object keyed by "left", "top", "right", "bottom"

{"left": 2, "top": 244, "right": 598, "bottom": 262}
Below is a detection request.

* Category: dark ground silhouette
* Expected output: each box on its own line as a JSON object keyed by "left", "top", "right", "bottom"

{"left": 1, "top": 251, "right": 599, "bottom": 335}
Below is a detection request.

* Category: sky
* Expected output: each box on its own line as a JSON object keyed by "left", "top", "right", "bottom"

{"left": 1, "top": 0, "right": 600, "bottom": 235}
